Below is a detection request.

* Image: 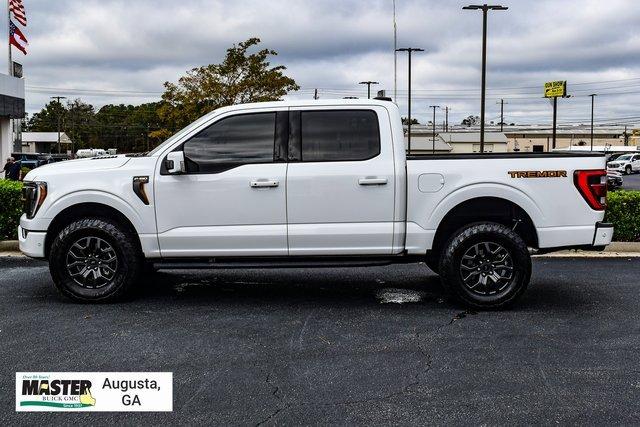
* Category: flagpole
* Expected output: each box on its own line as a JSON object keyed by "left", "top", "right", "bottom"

{"left": 8, "top": 0, "right": 12, "bottom": 76}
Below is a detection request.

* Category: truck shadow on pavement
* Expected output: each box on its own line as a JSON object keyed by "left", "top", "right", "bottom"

{"left": 130, "top": 263, "right": 601, "bottom": 313}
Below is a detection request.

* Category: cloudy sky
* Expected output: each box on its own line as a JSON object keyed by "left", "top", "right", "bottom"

{"left": 7, "top": 0, "right": 640, "bottom": 127}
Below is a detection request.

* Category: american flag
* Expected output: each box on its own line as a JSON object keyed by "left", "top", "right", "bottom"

{"left": 10, "top": 20, "right": 27, "bottom": 55}
{"left": 10, "top": 0, "right": 27, "bottom": 26}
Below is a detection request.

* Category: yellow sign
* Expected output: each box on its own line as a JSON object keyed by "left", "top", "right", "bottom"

{"left": 544, "top": 81, "right": 567, "bottom": 98}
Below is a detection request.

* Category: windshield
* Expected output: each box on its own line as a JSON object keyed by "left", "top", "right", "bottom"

{"left": 147, "top": 109, "right": 221, "bottom": 156}
{"left": 614, "top": 154, "right": 632, "bottom": 161}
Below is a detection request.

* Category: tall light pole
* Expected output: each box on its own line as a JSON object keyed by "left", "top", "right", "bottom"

{"left": 397, "top": 47, "right": 424, "bottom": 154}
{"left": 359, "top": 81, "right": 379, "bottom": 99}
{"left": 50, "top": 96, "right": 67, "bottom": 154}
{"left": 589, "top": 94, "right": 597, "bottom": 151}
{"left": 463, "top": 4, "right": 508, "bottom": 153}
{"left": 429, "top": 105, "right": 440, "bottom": 154}
{"left": 393, "top": 0, "right": 398, "bottom": 103}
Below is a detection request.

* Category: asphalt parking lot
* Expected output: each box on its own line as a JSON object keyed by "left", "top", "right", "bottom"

{"left": 620, "top": 172, "right": 640, "bottom": 191}
{"left": 1, "top": 257, "right": 639, "bottom": 424}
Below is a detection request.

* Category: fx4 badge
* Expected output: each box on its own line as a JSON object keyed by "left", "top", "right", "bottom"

{"left": 507, "top": 170, "right": 567, "bottom": 178}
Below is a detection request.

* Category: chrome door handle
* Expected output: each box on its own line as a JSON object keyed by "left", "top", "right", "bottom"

{"left": 250, "top": 179, "right": 279, "bottom": 188}
{"left": 358, "top": 177, "right": 388, "bottom": 186}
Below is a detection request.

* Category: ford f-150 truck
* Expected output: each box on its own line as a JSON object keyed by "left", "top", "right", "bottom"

{"left": 19, "top": 99, "right": 613, "bottom": 308}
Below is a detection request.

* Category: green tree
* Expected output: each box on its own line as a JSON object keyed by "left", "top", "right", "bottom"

{"left": 402, "top": 117, "right": 419, "bottom": 125}
{"left": 157, "top": 37, "right": 299, "bottom": 132}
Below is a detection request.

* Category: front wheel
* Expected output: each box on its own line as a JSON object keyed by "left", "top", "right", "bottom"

{"left": 49, "top": 218, "right": 143, "bottom": 302}
{"left": 625, "top": 165, "right": 632, "bottom": 175}
{"left": 439, "top": 222, "right": 531, "bottom": 309}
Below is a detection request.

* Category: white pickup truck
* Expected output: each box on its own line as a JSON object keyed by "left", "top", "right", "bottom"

{"left": 19, "top": 99, "right": 613, "bottom": 308}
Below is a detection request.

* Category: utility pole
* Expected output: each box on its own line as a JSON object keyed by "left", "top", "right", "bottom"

{"left": 396, "top": 47, "right": 424, "bottom": 154}
{"left": 589, "top": 94, "right": 597, "bottom": 151}
{"left": 50, "top": 96, "right": 67, "bottom": 154}
{"left": 463, "top": 4, "right": 508, "bottom": 153}
{"left": 429, "top": 105, "right": 440, "bottom": 154}
{"left": 359, "top": 81, "right": 379, "bottom": 99}
{"left": 445, "top": 106, "right": 450, "bottom": 132}
{"left": 497, "top": 99, "right": 507, "bottom": 132}
{"left": 624, "top": 125, "right": 629, "bottom": 146}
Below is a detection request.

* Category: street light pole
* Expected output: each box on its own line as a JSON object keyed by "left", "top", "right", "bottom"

{"left": 429, "top": 105, "right": 440, "bottom": 154}
{"left": 589, "top": 94, "right": 597, "bottom": 151}
{"left": 50, "top": 96, "right": 67, "bottom": 154}
{"left": 463, "top": 4, "right": 508, "bottom": 153}
{"left": 359, "top": 81, "right": 379, "bottom": 99}
{"left": 396, "top": 47, "right": 424, "bottom": 154}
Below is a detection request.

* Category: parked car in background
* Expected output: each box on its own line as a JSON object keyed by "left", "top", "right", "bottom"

{"left": 11, "top": 153, "right": 41, "bottom": 170}
{"left": 607, "top": 170, "right": 623, "bottom": 190}
{"left": 607, "top": 153, "right": 640, "bottom": 175}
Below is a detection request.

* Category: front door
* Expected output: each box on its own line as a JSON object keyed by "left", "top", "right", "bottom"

{"left": 286, "top": 106, "right": 396, "bottom": 255}
{"left": 155, "top": 109, "right": 288, "bottom": 257}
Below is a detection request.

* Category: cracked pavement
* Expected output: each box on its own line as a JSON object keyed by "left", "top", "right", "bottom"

{"left": 1, "top": 257, "right": 639, "bottom": 424}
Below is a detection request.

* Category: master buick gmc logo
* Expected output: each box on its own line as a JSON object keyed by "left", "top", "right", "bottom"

{"left": 19, "top": 378, "right": 96, "bottom": 409}
{"left": 508, "top": 170, "right": 567, "bottom": 178}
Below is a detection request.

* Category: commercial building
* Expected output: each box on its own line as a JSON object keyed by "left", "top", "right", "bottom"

{"left": 21, "top": 132, "right": 73, "bottom": 153}
{"left": 0, "top": 72, "right": 25, "bottom": 163}
{"left": 404, "top": 123, "right": 638, "bottom": 153}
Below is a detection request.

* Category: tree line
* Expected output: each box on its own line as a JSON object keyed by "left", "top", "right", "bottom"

{"left": 26, "top": 38, "right": 299, "bottom": 153}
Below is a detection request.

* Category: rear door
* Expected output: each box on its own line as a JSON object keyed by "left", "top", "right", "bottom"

{"left": 286, "top": 106, "right": 396, "bottom": 255}
{"left": 633, "top": 154, "right": 640, "bottom": 172}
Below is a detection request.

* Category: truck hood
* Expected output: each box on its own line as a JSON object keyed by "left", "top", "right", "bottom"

{"left": 25, "top": 155, "right": 131, "bottom": 181}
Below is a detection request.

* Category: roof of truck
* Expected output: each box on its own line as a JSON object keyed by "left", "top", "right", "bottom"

{"left": 216, "top": 98, "right": 397, "bottom": 111}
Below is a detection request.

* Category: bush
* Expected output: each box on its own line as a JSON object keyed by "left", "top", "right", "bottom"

{"left": 605, "top": 190, "right": 640, "bottom": 242}
{"left": 0, "top": 180, "right": 23, "bottom": 240}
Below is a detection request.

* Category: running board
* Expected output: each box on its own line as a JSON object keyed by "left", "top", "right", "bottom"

{"left": 152, "top": 254, "right": 423, "bottom": 269}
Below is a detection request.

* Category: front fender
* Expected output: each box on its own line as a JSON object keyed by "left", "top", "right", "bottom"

{"left": 26, "top": 190, "right": 148, "bottom": 234}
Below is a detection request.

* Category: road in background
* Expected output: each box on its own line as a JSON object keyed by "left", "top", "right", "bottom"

{"left": 620, "top": 173, "right": 640, "bottom": 191}
{"left": 1, "top": 258, "right": 639, "bottom": 424}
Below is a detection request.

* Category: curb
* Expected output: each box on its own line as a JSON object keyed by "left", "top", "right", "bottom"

{"left": 0, "top": 240, "right": 19, "bottom": 251}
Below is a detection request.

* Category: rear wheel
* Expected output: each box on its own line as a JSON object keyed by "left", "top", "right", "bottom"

{"left": 439, "top": 222, "right": 531, "bottom": 309}
{"left": 49, "top": 218, "right": 142, "bottom": 302}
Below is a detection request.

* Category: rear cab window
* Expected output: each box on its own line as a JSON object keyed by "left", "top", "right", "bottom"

{"left": 291, "top": 110, "right": 381, "bottom": 162}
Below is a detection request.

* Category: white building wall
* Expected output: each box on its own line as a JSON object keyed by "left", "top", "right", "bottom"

{"left": 0, "top": 118, "right": 11, "bottom": 164}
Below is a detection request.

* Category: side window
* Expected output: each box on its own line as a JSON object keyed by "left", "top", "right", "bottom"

{"left": 183, "top": 112, "right": 276, "bottom": 173}
{"left": 300, "top": 110, "right": 380, "bottom": 162}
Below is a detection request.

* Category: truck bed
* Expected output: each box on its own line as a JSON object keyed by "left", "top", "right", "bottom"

{"left": 403, "top": 151, "right": 607, "bottom": 252}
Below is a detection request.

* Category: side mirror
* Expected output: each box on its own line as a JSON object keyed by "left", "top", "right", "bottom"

{"left": 165, "top": 151, "right": 185, "bottom": 174}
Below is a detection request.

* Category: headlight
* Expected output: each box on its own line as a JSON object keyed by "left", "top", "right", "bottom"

{"left": 22, "top": 181, "right": 47, "bottom": 219}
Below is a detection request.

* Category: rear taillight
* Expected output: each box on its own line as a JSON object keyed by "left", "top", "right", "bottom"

{"left": 574, "top": 170, "right": 607, "bottom": 210}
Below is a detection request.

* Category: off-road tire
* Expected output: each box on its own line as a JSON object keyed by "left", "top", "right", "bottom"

{"left": 439, "top": 222, "right": 531, "bottom": 309}
{"left": 49, "top": 218, "right": 143, "bottom": 302}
